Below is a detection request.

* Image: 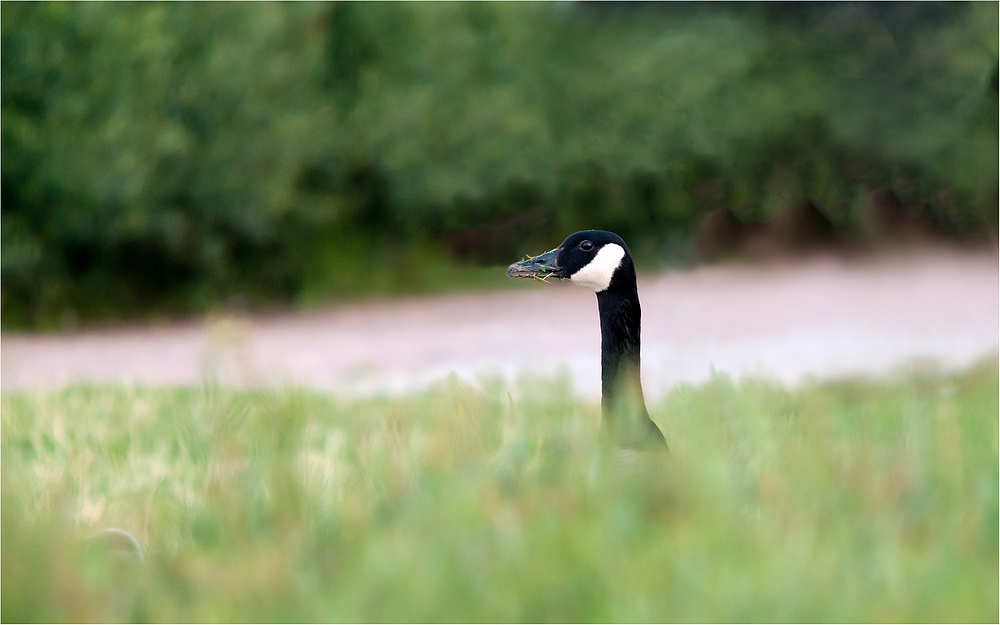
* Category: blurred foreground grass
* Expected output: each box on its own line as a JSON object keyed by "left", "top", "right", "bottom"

{"left": 2, "top": 359, "right": 997, "bottom": 622}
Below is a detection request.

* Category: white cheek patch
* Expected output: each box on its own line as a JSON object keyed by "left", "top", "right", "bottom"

{"left": 569, "top": 243, "right": 626, "bottom": 292}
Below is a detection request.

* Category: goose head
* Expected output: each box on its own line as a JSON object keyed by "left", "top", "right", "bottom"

{"left": 507, "top": 229, "right": 665, "bottom": 451}
{"left": 506, "top": 230, "right": 634, "bottom": 293}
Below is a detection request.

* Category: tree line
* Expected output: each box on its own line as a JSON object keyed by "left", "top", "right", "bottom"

{"left": 2, "top": 2, "right": 996, "bottom": 327}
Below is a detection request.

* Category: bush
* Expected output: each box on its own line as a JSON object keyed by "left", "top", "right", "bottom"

{"left": 2, "top": 3, "right": 997, "bottom": 327}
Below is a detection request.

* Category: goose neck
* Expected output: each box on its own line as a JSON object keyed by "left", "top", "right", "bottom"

{"left": 596, "top": 287, "right": 643, "bottom": 412}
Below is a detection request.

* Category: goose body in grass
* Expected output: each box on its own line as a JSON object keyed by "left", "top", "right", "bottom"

{"left": 508, "top": 230, "right": 667, "bottom": 452}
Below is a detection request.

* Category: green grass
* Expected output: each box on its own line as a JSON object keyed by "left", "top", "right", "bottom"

{"left": 2, "top": 360, "right": 997, "bottom": 622}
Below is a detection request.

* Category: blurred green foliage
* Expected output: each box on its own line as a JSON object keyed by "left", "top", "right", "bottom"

{"left": 2, "top": 359, "right": 997, "bottom": 621}
{"left": 2, "top": 3, "right": 997, "bottom": 327}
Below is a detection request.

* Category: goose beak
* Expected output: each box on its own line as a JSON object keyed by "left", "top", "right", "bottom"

{"left": 507, "top": 247, "right": 565, "bottom": 280}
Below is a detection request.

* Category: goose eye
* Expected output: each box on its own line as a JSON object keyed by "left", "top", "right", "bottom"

{"left": 580, "top": 240, "right": 594, "bottom": 251}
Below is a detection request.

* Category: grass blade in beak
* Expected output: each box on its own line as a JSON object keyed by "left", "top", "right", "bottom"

{"left": 506, "top": 248, "right": 563, "bottom": 281}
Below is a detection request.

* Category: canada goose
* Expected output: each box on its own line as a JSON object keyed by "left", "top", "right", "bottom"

{"left": 507, "top": 230, "right": 667, "bottom": 451}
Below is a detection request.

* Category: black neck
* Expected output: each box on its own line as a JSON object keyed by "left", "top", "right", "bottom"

{"left": 596, "top": 268, "right": 647, "bottom": 422}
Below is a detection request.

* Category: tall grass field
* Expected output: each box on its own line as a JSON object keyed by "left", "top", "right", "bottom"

{"left": 2, "top": 360, "right": 997, "bottom": 622}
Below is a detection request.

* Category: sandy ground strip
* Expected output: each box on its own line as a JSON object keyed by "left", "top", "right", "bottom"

{"left": 2, "top": 248, "right": 997, "bottom": 400}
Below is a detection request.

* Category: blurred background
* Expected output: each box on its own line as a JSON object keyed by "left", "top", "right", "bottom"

{"left": 2, "top": 1, "right": 997, "bottom": 330}
{"left": 2, "top": 8, "right": 997, "bottom": 621}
